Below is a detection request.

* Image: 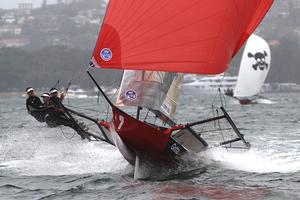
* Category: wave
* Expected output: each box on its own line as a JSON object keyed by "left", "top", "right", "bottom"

{"left": 206, "top": 147, "right": 300, "bottom": 173}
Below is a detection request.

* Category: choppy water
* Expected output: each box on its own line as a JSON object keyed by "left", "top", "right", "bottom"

{"left": 1, "top": 92, "right": 300, "bottom": 200}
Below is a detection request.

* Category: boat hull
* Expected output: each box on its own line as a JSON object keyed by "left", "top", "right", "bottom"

{"left": 110, "top": 107, "right": 186, "bottom": 162}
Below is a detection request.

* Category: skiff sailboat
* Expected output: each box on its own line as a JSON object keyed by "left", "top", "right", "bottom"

{"left": 65, "top": 0, "right": 274, "bottom": 177}
{"left": 225, "top": 34, "right": 273, "bottom": 105}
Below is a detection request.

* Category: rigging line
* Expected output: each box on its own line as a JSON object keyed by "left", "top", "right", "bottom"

{"left": 63, "top": 66, "right": 87, "bottom": 105}
{"left": 218, "top": 88, "right": 224, "bottom": 107}
{"left": 65, "top": 81, "right": 72, "bottom": 105}
{"left": 66, "top": 104, "right": 104, "bottom": 114}
{"left": 221, "top": 90, "right": 227, "bottom": 108}
{"left": 210, "top": 73, "right": 228, "bottom": 108}
{"left": 104, "top": 89, "right": 119, "bottom": 121}
{"left": 209, "top": 75, "right": 222, "bottom": 107}
{"left": 106, "top": 76, "right": 123, "bottom": 88}
{"left": 97, "top": 90, "right": 100, "bottom": 104}
{"left": 67, "top": 65, "right": 92, "bottom": 89}
{"left": 212, "top": 105, "right": 216, "bottom": 127}
{"left": 220, "top": 71, "right": 229, "bottom": 108}
{"left": 59, "top": 126, "right": 76, "bottom": 140}
{"left": 104, "top": 86, "right": 120, "bottom": 121}
{"left": 53, "top": 80, "right": 60, "bottom": 89}
{"left": 144, "top": 109, "right": 150, "bottom": 122}
{"left": 67, "top": 67, "right": 86, "bottom": 85}
{"left": 216, "top": 109, "right": 227, "bottom": 151}
{"left": 208, "top": 76, "right": 221, "bottom": 107}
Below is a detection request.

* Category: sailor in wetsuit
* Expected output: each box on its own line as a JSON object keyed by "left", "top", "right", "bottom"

{"left": 49, "top": 87, "right": 65, "bottom": 107}
{"left": 43, "top": 88, "right": 70, "bottom": 127}
{"left": 25, "top": 87, "right": 47, "bottom": 122}
{"left": 41, "top": 92, "right": 51, "bottom": 107}
{"left": 46, "top": 88, "right": 86, "bottom": 139}
{"left": 40, "top": 92, "right": 56, "bottom": 127}
{"left": 225, "top": 88, "right": 234, "bottom": 97}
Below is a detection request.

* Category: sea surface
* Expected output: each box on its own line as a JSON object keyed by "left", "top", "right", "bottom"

{"left": 1, "top": 92, "right": 300, "bottom": 200}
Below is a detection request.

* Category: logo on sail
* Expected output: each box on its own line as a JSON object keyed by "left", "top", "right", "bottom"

{"left": 161, "top": 103, "right": 171, "bottom": 115}
{"left": 170, "top": 143, "right": 181, "bottom": 155}
{"left": 125, "top": 89, "right": 137, "bottom": 101}
{"left": 248, "top": 51, "right": 268, "bottom": 71}
{"left": 100, "top": 48, "right": 112, "bottom": 61}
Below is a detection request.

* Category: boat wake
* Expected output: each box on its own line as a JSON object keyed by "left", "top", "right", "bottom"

{"left": 256, "top": 98, "right": 276, "bottom": 105}
{"left": 0, "top": 129, "right": 130, "bottom": 176}
{"left": 206, "top": 146, "right": 300, "bottom": 173}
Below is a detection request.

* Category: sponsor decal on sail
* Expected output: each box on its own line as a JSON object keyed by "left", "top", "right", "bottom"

{"left": 100, "top": 48, "right": 112, "bottom": 61}
{"left": 171, "top": 143, "right": 181, "bottom": 155}
{"left": 125, "top": 89, "right": 137, "bottom": 101}
{"left": 161, "top": 103, "right": 171, "bottom": 115}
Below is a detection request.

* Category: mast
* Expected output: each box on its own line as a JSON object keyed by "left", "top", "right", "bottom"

{"left": 136, "top": 71, "right": 146, "bottom": 120}
{"left": 136, "top": 107, "right": 142, "bottom": 120}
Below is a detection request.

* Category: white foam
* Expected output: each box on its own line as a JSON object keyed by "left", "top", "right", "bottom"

{"left": 256, "top": 98, "right": 276, "bottom": 105}
{"left": 206, "top": 147, "right": 300, "bottom": 173}
{"left": 0, "top": 128, "right": 130, "bottom": 176}
{"left": 1, "top": 141, "right": 129, "bottom": 176}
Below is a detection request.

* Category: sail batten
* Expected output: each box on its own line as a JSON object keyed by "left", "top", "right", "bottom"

{"left": 92, "top": 0, "right": 273, "bottom": 74}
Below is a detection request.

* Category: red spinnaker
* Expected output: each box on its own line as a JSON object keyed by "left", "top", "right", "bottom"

{"left": 91, "top": 0, "right": 273, "bottom": 74}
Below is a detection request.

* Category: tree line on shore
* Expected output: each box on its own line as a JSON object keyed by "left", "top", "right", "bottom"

{"left": 0, "top": 36, "right": 299, "bottom": 92}
{"left": 0, "top": 46, "right": 122, "bottom": 92}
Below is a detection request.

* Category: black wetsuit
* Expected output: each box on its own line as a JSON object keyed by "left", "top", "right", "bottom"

{"left": 45, "top": 96, "right": 86, "bottom": 139}
{"left": 26, "top": 96, "right": 47, "bottom": 122}
{"left": 45, "top": 96, "right": 71, "bottom": 127}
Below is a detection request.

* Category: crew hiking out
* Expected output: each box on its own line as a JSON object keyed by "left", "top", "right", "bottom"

{"left": 25, "top": 87, "right": 48, "bottom": 122}
{"left": 26, "top": 87, "right": 87, "bottom": 139}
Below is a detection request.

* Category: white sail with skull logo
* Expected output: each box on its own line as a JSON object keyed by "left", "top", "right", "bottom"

{"left": 234, "top": 34, "right": 271, "bottom": 99}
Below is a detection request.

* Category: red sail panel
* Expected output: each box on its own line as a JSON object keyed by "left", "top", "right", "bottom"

{"left": 92, "top": 0, "right": 273, "bottom": 74}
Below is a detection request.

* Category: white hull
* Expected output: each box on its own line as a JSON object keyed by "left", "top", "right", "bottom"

{"left": 182, "top": 76, "right": 237, "bottom": 94}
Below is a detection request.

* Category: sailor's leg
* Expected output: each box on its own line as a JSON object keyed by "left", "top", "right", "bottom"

{"left": 45, "top": 113, "right": 59, "bottom": 127}
{"left": 60, "top": 118, "right": 88, "bottom": 140}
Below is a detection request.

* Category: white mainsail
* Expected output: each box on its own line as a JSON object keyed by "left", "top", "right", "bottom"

{"left": 234, "top": 34, "right": 271, "bottom": 98}
{"left": 160, "top": 74, "right": 184, "bottom": 119}
{"left": 116, "top": 70, "right": 175, "bottom": 110}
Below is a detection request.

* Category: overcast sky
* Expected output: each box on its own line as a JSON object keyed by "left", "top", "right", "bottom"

{"left": 0, "top": 0, "right": 57, "bottom": 9}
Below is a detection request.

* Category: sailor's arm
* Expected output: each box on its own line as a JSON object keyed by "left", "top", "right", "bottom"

{"left": 60, "top": 92, "right": 65, "bottom": 102}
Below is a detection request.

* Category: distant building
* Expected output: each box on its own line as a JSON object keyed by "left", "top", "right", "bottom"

{"left": 63, "top": 0, "right": 73, "bottom": 4}
{"left": 2, "top": 14, "right": 17, "bottom": 24}
{"left": 18, "top": 0, "right": 33, "bottom": 15}
{"left": 0, "top": 38, "right": 29, "bottom": 48}
{"left": 0, "top": 25, "right": 22, "bottom": 36}
{"left": 293, "top": 0, "right": 300, "bottom": 8}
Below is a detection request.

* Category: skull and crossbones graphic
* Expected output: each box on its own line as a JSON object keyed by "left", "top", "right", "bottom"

{"left": 247, "top": 51, "right": 268, "bottom": 71}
